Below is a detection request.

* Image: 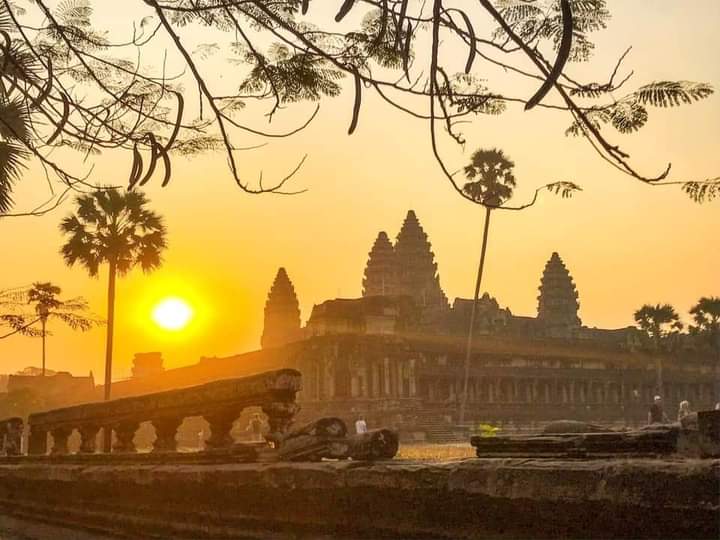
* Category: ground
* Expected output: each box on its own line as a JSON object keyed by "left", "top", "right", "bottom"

{"left": 396, "top": 442, "right": 476, "bottom": 461}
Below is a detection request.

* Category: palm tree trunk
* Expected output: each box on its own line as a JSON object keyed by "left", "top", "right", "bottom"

{"left": 41, "top": 318, "right": 46, "bottom": 376}
{"left": 102, "top": 260, "right": 117, "bottom": 452}
{"left": 104, "top": 260, "right": 117, "bottom": 399}
{"left": 459, "top": 206, "right": 492, "bottom": 425}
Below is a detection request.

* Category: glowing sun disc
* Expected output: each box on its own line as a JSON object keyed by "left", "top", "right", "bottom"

{"left": 152, "top": 298, "right": 193, "bottom": 330}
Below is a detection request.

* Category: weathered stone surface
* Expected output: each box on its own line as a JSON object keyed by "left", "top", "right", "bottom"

{"left": 279, "top": 419, "right": 398, "bottom": 462}
{"left": 474, "top": 412, "right": 720, "bottom": 458}
{"left": 0, "top": 458, "right": 716, "bottom": 539}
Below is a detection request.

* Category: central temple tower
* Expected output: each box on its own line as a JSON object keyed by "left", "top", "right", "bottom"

{"left": 361, "top": 210, "right": 449, "bottom": 327}
{"left": 394, "top": 210, "right": 449, "bottom": 315}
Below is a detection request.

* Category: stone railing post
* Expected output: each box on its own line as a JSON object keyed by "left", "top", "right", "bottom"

{"left": 112, "top": 420, "right": 140, "bottom": 453}
{"left": 262, "top": 402, "right": 300, "bottom": 446}
{"left": 28, "top": 427, "right": 48, "bottom": 455}
{"left": 26, "top": 369, "right": 302, "bottom": 457}
{"left": 1, "top": 418, "right": 23, "bottom": 456}
{"left": 50, "top": 427, "right": 72, "bottom": 455}
{"left": 151, "top": 416, "right": 183, "bottom": 452}
{"left": 78, "top": 424, "right": 101, "bottom": 454}
{"left": 203, "top": 408, "right": 237, "bottom": 450}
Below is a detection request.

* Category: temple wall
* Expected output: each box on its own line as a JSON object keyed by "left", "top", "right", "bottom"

{"left": 105, "top": 335, "right": 719, "bottom": 434}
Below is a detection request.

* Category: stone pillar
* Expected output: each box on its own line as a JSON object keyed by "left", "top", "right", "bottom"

{"left": 409, "top": 359, "right": 417, "bottom": 397}
{"left": 28, "top": 428, "right": 47, "bottom": 455}
{"left": 78, "top": 425, "right": 101, "bottom": 454}
{"left": 50, "top": 427, "right": 72, "bottom": 455}
{"left": 383, "top": 358, "right": 391, "bottom": 396}
{"left": 152, "top": 416, "right": 183, "bottom": 452}
{"left": 4, "top": 419, "right": 23, "bottom": 456}
{"left": 113, "top": 420, "right": 140, "bottom": 453}
{"left": 204, "top": 408, "right": 238, "bottom": 450}
{"left": 372, "top": 363, "right": 380, "bottom": 397}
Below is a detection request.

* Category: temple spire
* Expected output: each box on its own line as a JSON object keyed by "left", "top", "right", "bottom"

{"left": 261, "top": 267, "right": 302, "bottom": 349}
{"left": 537, "top": 252, "right": 581, "bottom": 335}
{"left": 394, "top": 210, "right": 449, "bottom": 323}
{"left": 362, "top": 231, "right": 397, "bottom": 297}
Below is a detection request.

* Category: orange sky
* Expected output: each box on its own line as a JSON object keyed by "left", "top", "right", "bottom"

{"left": 1, "top": 1, "right": 718, "bottom": 380}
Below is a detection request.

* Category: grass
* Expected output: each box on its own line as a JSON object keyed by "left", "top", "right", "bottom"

{"left": 396, "top": 443, "right": 475, "bottom": 461}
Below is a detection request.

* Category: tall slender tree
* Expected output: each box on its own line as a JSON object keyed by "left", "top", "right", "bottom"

{"left": 59, "top": 189, "right": 167, "bottom": 401}
{"left": 459, "top": 148, "right": 516, "bottom": 424}
{"left": 634, "top": 303, "right": 684, "bottom": 395}
{"left": 689, "top": 296, "right": 720, "bottom": 364}
{"left": 26, "top": 282, "right": 95, "bottom": 375}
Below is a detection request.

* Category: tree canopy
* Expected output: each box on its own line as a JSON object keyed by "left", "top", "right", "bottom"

{"left": 0, "top": 0, "right": 717, "bottom": 217}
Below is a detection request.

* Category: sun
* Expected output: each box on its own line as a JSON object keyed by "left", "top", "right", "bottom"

{"left": 152, "top": 297, "right": 193, "bottom": 331}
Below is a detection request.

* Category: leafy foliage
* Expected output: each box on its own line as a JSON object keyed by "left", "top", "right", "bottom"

{"left": 239, "top": 46, "right": 345, "bottom": 102}
{"left": 566, "top": 81, "right": 713, "bottom": 137}
{"left": 462, "top": 148, "right": 516, "bottom": 207}
{"left": 682, "top": 181, "right": 719, "bottom": 203}
{"left": 60, "top": 189, "right": 167, "bottom": 277}
{"left": 634, "top": 81, "right": 714, "bottom": 108}
{"left": 634, "top": 303, "right": 683, "bottom": 349}
{"left": 689, "top": 297, "right": 720, "bottom": 335}
{"left": 494, "top": 0, "right": 610, "bottom": 61}
{"left": 442, "top": 74, "right": 507, "bottom": 115}
{"left": 0, "top": 0, "right": 716, "bottom": 211}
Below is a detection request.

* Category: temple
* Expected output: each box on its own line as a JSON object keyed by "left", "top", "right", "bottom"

{"left": 0, "top": 211, "right": 717, "bottom": 441}
{"left": 102, "top": 210, "right": 716, "bottom": 440}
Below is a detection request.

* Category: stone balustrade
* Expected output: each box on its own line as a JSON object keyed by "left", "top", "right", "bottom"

{"left": 26, "top": 369, "right": 302, "bottom": 456}
{"left": 0, "top": 417, "right": 23, "bottom": 456}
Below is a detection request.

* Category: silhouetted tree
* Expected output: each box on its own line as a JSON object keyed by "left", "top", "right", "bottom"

{"left": 689, "top": 296, "right": 720, "bottom": 364}
{"left": 634, "top": 304, "right": 684, "bottom": 350}
{"left": 634, "top": 303, "right": 684, "bottom": 396}
{"left": 59, "top": 189, "right": 166, "bottom": 401}
{"left": 0, "top": 1, "right": 717, "bottom": 217}
{"left": 458, "top": 148, "right": 578, "bottom": 423}
{"left": 26, "top": 281, "right": 96, "bottom": 376}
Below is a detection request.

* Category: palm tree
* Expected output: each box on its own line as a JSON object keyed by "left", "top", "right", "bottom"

{"left": 634, "top": 303, "right": 684, "bottom": 395}
{"left": 459, "top": 148, "right": 517, "bottom": 424}
{"left": 59, "top": 189, "right": 167, "bottom": 401}
{"left": 689, "top": 296, "right": 720, "bottom": 364}
{"left": 634, "top": 304, "right": 684, "bottom": 348}
{"left": 26, "top": 282, "right": 96, "bottom": 376}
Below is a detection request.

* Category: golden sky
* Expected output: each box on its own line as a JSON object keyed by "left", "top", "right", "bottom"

{"left": 1, "top": 1, "right": 718, "bottom": 379}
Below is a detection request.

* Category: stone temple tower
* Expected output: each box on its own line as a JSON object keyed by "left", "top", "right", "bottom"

{"left": 362, "top": 231, "right": 397, "bottom": 297}
{"left": 537, "top": 252, "right": 581, "bottom": 336}
{"left": 261, "top": 267, "right": 302, "bottom": 349}
{"left": 394, "top": 210, "right": 449, "bottom": 322}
